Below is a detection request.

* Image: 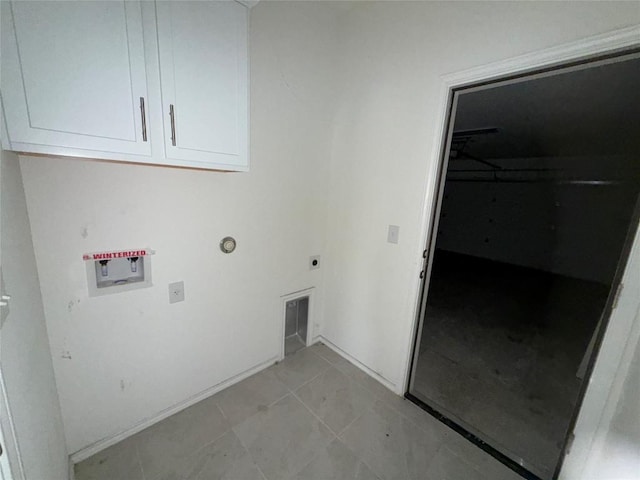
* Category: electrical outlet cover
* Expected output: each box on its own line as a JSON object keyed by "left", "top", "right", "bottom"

{"left": 309, "top": 255, "right": 321, "bottom": 270}
{"left": 387, "top": 225, "right": 400, "bottom": 244}
{"left": 168, "top": 281, "right": 185, "bottom": 304}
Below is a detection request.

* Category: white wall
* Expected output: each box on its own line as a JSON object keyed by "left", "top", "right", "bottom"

{"left": 19, "top": 1, "right": 341, "bottom": 455}
{"left": 436, "top": 172, "right": 638, "bottom": 284}
{"left": 321, "top": 1, "right": 640, "bottom": 392}
{"left": 12, "top": 0, "right": 640, "bottom": 470}
{"left": 0, "top": 150, "right": 68, "bottom": 479}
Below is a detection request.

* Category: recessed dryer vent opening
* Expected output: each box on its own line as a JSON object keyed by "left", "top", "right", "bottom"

{"left": 284, "top": 296, "right": 309, "bottom": 356}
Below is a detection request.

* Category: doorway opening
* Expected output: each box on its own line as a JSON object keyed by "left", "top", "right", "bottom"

{"left": 407, "top": 54, "right": 640, "bottom": 480}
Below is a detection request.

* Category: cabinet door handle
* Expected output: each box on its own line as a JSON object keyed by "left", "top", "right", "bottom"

{"left": 139, "top": 97, "right": 148, "bottom": 142}
{"left": 169, "top": 104, "right": 176, "bottom": 146}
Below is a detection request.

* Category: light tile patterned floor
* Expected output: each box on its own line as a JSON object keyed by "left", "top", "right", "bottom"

{"left": 75, "top": 343, "right": 522, "bottom": 480}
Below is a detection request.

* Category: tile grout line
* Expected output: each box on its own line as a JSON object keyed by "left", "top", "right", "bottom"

{"left": 334, "top": 403, "right": 372, "bottom": 440}
{"left": 286, "top": 349, "right": 387, "bottom": 476}
{"left": 285, "top": 390, "right": 340, "bottom": 479}
{"left": 293, "top": 348, "right": 449, "bottom": 447}
{"left": 213, "top": 369, "right": 291, "bottom": 422}
{"left": 218, "top": 382, "right": 290, "bottom": 480}
{"left": 224, "top": 353, "right": 334, "bottom": 480}
{"left": 278, "top": 351, "right": 333, "bottom": 394}
{"left": 289, "top": 389, "right": 338, "bottom": 438}
{"left": 330, "top": 360, "right": 389, "bottom": 399}
{"left": 134, "top": 443, "right": 147, "bottom": 480}
{"left": 286, "top": 365, "right": 329, "bottom": 394}
{"left": 296, "top": 348, "right": 409, "bottom": 438}
{"left": 307, "top": 346, "right": 381, "bottom": 393}
{"left": 220, "top": 388, "right": 269, "bottom": 480}
{"left": 334, "top": 426, "right": 384, "bottom": 480}
{"left": 267, "top": 390, "right": 293, "bottom": 408}
{"left": 312, "top": 343, "right": 396, "bottom": 393}
{"left": 256, "top": 465, "right": 269, "bottom": 480}
{"left": 229, "top": 348, "right": 402, "bottom": 480}
{"left": 216, "top": 401, "right": 231, "bottom": 423}
{"left": 308, "top": 344, "right": 345, "bottom": 366}
{"left": 231, "top": 426, "right": 268, "bottom": 480}
{"left": 332, "top": 372, "right": 447, "bottom": 480}
{"left": 169, "top": 403, "right": 236, "bottom": 468}
{"left": 287, "top": 354, "right": 361, "bottom": 470}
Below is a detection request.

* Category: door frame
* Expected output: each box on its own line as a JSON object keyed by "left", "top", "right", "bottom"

{"left": 0, "top": 363, "right": 24, "bottom": 480}
{"left": 401, "top": 25, "right": 640, "bottom": 480}
{"left": 0, "top": 152, "right": 24, "bottom": 480}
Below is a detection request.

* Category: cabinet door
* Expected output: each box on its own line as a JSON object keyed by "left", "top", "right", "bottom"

{"left": 156, "top": 1, "right": 248, "bottom": 170}
{"left": 1, "top": 1, "right": 150, "bottom": 156}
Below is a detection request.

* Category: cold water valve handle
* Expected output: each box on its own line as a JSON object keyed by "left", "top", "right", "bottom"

{"left": 99, "top": 260, "right": 109, "bottom": 277}
{"left": 129, "top": 257, "right": 139, "bottom": 273}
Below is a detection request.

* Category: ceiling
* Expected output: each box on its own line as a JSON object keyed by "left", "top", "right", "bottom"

{"left": 450, "top": 56, "right": 640, "bottom": 176}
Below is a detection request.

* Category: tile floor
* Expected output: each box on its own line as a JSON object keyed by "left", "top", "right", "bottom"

{"left": 75, "top": 343, "right": 522, "bottom": 480}
{"left": 412, "top": 250, "right": 608, "bottom": 479}
{"left": 284, "top": 334, "right": 306, "bottom": 356}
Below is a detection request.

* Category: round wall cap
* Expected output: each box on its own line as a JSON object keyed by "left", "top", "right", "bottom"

{"left": 220, "top": 236, "right": 237, "bottom": 254}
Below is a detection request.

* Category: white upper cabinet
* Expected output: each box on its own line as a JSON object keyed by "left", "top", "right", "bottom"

{"left": 1, "top": 1, "right": 151, "bottom": 156}
{"left": 0, "top": 1, "right": 249, "bottom": 171}
{"left": 156, "top": 1, "right": 248, "bottom": 170}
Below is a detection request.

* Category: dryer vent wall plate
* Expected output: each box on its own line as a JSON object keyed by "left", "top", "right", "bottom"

{"left": 220, "top": 236, "right": 237, "bottom": 254}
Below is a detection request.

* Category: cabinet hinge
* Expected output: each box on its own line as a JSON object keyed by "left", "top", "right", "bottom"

{"left": 612, "top": 282, "right": 624, "bottom": 310}
{"left": 565, "top": 431, "right": 576, "bottom": 456}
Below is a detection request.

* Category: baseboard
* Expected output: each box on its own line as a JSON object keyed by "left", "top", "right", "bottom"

{"left": 68, "top": 456, "right": 75, "bottom": 480}
{"left": 70, "top": 340, "right": 397, "bottom": 465}
{"left": 69, "top": 355, "right": 279, "bottom": 464}
{"left": 316, "top": 335, "right": 399, "bottom": 394}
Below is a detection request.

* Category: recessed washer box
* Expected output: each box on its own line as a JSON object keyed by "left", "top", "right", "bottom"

{"left": 84, "top": 248, "right": 154, "bottom": 297}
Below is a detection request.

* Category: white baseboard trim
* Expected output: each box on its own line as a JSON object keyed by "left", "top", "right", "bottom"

{"left": 68, "top": 457, "right": 75, "bottom": 480}
{"left": 316, "top": 336, "right": 399, "bottom": 394}
{"left": 69, "top": 355, "right": 279, "bottom": 464}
